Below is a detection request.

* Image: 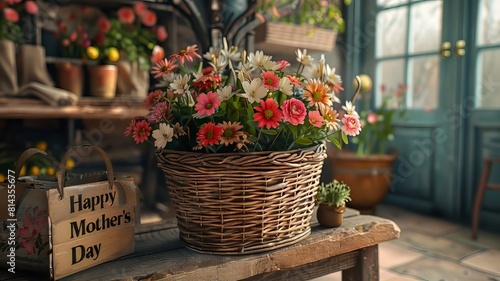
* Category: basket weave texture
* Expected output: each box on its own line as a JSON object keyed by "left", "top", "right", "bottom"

{"left": 156, "top": 144, "right": 327, "bottom": 255}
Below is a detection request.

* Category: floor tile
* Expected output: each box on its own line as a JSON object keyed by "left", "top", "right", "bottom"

{"left": 310, "top": 271, "right": 341, "bottom": 281}
{"left": 379, "top": 242, "right": 424, "bottom": 268}
{"left": 375, "top": 205, "right": 461, "bottom": 236}
{"left": 461, "top": 249, "right": 500, "bottom": 277}
{"left": 394, "top": 227, "right": 484, "bottom": 260}
{"left": 392, "top": 256, "right": 499, "bottom": 281}
{"left": 444, "top": 228, "right": 500, "bottom": 250}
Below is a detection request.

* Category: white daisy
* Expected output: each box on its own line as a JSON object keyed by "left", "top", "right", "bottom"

{"left": 342, "top": 101, "right": 359, "bottom": 118}
{"left": 208, "top": 54, "right": 229, "bottom": 73}
{"left": 278, "top": 77, "right": 294, "bottom": 96}
{"left": 217, "top": 86, "right": 234, "bottom": 101}
{"left": 170, "top": 74, "right": 190, "bottom": 95}
{"left": 248, "top": 50, "right": 274, "bottom": 70}
{"left": 241, "top": 78, "right": 268, "bottom": 103}
{"left": 152, "top": 123, "right": 174, "bottom": 149}
{"left": 222, "top": 37, "right": 241, "bottom": 62}
{"left": 296, "top": 49, "right": 314, "bottom": 67}
{"left": 325, "top": 64, "right": 342, "bottom": 85}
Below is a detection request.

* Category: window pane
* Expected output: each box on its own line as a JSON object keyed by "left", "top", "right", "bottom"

{"left": 376, "top": 7, "right": 408, "bottom": 57}
{"left": 477, "top": 0, "right": 500, "bottom": 46}
{"left": 377, "top": 0, "right": 408, "bottom": 8}
{"left": 476, "top": 49, "right": 500, "bottom": 108}
{"left": 376, "top": 59, "right": 405, "bottom": 107}
{"left": 408, "top": 55, "right": 439, "bottom": 109}
{"left": 409, "top": 1, "right": 442, "bottom": 54}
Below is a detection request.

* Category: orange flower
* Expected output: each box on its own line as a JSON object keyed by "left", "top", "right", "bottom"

{"left": 141, "top": 9, "right": 157, "bottom": 27}
{"left": 303, "top": 79, "right": 332, "bottom": 110}
{"left": 118, "top": 7, "right": 135, "bottom": 24}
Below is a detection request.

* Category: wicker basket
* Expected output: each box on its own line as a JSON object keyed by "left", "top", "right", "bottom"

{"left": 156, "top": 144, "right": 327, "bottom": 255}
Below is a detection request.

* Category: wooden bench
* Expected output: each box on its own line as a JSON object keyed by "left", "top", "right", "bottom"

{"left": 0, "top": 209, "right": 399, "bottom": 281}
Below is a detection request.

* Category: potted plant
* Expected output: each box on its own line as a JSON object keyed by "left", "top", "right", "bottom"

{"left": 255, "top": 0, "right": 345, "bottom": 52}
{"left": 316, "top": 180, "right": 351, "bottom": 227}
{"left": 331, "top": 74, "right": 406, "bottom": 214}
{"left": 105, "top": 2, "right": 167, "bottom": 97}
{"left": 123, "top": 39, "right": 362, "bottom": 254}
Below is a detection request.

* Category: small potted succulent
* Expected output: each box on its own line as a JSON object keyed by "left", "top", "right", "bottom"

{"left": 316, "top": 180, "right": 351, "bottom": 227}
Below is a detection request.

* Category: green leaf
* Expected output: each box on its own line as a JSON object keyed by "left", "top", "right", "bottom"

{"left": 213, "top": 109, "right": 226, "bottom": 117}
{"left": 327, "top": 135, "right": 342, "bottom": 149}
{"left": 262, "top": 129, "right": 278, "bottom": 135}
{"left": 287, "top": 124, "right": 298, "bottom": 136}
{"left": 342, "top": 132, "right": 349, "bottom": 144}
{"left": 295, "top": 138, "right": 313, "bottom": 146}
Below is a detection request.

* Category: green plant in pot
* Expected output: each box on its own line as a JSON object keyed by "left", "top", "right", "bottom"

{"left": 316, "top": 180, "right": 351, "bottom": 227}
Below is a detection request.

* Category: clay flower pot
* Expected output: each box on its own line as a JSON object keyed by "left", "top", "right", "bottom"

{"left": 88, "top": 65, "right": 118, "bottom": 98}
{"left": 317, "top": 203, "right": 345, "bottom": 227}
{"left": 56, "top": 63, "right": 83, "bottom": 97}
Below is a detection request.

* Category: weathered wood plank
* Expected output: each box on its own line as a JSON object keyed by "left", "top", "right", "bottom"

{"left": 59, "top": 214, "right": 399, "bottom": 281}
{"left": 342, "top": 246, "right": 379, "bottom": 281}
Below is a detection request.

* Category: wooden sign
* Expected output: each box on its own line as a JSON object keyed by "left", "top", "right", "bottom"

{"left": 47, "top": 180, "right": 137, "bottom": 280}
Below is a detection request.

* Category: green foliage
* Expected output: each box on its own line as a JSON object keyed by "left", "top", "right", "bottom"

{"left": 257, "top": 0, "right": 345, "bottom": 32}
{"left": 316, "top": 180, "right": 351, "bottom": 207}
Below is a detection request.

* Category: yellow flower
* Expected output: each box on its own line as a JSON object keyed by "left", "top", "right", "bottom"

{"left": 0, "top": 173, "right": 5, "bottom": 182}
{"left": 107, "top": 47, "right": 120, "bottom": 62}
{"left": 86, "top": 46, "right": 100, "bottom": 60}
{"left": 46, "top": 167, "right": 55, "bottom": 176}
{"left": 66, "top": 158, "right": 75, "bottom": 170}
{"left": 35, "top": 140, "right": 48, "bottom": 151}
{"left": 19, "top": 165, "right": 26, "bottom": 177}
{"left": 30, "top": 166, "right": 40, "bottom": 176}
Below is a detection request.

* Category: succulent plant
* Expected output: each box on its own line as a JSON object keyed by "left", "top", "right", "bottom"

{"left": 316, "top": 179, "right": 351, "bottom": 207}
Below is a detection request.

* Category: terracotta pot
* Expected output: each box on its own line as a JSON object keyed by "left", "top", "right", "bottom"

{"left": 88, "top": 65, "right": 118, "bottom": 98}
{"left": 331, "top": 152, "right": 398, "bottom": 214}
{"left": 56, "top": 63, "right": 83, "bottom": 97}
{"left": 317, "top": 203, "right": 345, "bottom": 227}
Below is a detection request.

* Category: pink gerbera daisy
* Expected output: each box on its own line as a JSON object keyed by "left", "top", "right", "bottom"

{"left": 170, "top": 44, "right": 202, "bottom": 66}
{"left": 117, "top": 7, "right": 135, "bottom": 24}
{"left": 144, "top": 89, "right": 165, "bottom": 108}
{"left": 155, "top": 26, "right": 168, "bottom": 42}
{"left": 132, "top": 120, "right": 152, "bottom": 144}
{"left": 196, "top": 122, "right": 223, "bottom": 147}
{"left": 341, "top": 114, "right": 361, "bottom": 137}
{"left": 151, "top": 58, "right": 178, "bottom": 79}
{"left": 253, "top": 98, "right": 283, "bottom": 129}
{"left": 308, "top": 110, "right": 324, "bottom": 128}
{"left": 261, "top": 71, "right": 280, "bottom": 90}
{"left": 195, "top": 91, "right": 221, "bottom": 116}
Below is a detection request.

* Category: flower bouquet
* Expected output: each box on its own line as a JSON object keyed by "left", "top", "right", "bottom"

{"left": 125, "top": 39, "right": 361, "bottom": 254}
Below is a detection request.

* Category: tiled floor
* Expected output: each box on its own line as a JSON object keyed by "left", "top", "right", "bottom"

{"left": 313, "top": 204, "right": 500, "bottom": 281}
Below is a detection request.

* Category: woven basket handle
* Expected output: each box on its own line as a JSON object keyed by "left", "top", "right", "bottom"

{"left": 14, "top": 148, "right": 58, "bottom": 181}
{"left": 57, "top": 145, "right": 114, "bottom": 199}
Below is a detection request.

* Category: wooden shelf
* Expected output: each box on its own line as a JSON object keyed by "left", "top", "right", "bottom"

{"left": 0, "top": 97, "right": 148, "bottom": 119}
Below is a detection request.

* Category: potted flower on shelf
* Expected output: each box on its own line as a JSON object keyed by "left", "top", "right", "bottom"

{"left": 255, "top": 0, "right": 345, "bottom": 52}
{"left": 316, "top": 180, "right": 351, "bottom": 227}
{"left": 0, "top": 0, "right": 38, "bottom": 96}
{"left": 85, "top": 17, "right": 121, "bottom": 99}
{"left": 53, "top": 7, "right": 94, "bottom": 97}
{"left": 123, "top": 39, "right": 362, "bottom": 254}
{"left": 106, "top": 2, "right": 167, "bottom": 97}
{"left": 331, "top": 74, "right": 407, "bottom": 214}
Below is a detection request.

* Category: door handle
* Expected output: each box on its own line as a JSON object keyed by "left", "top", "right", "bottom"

{"left": 455, "top": 39, "right": 466, "bottom": 57}
{"left": 440, "top": 41, "right": 451, "bottom": 58}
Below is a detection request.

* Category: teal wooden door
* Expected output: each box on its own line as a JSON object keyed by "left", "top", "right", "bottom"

{"left": 350, "top": 0, "right": 500, "bottom": 228}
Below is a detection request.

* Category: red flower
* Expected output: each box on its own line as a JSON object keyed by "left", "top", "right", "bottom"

{"left": 195, "top": 91, "right": 221, "bottom": 116}
{"left": 118, "top": 7, "right": 135, "bottom": 24}
{"left": 155, "top": 26, "right": 168, "bottom": 42}
{"left": 129, "top": 119, "right": 152, "bottom": 143}
{"left": 98, "top": 17, "right": 111, "bottom": 33}
{"left": 3, "top": 7, "right": 19, "bottom": 23}
{"left": 19, "top": 227, "right": 38, "bottom": 255}
{"left": 133, "top": 2, "right": 147, "bottom": 16}
{"left": 197, "top": 122, "right": 223, "bottom": 147}
{"left": 144, "top": 89, "right": 165, "bottom": 108}
{"left": 253, "top": 98, "right": 283, "bottom": 129}
{"left": 25, "top": 1, "right": 38, "bottom": 15}
{"left": 151, "top": 45, "right": 165, "bottom": 64}
{"left": 261, "top": 71, "right": 280, "bottom": 90}
{"left": 141, "top": 9, "right": 157, "bottom": 27}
